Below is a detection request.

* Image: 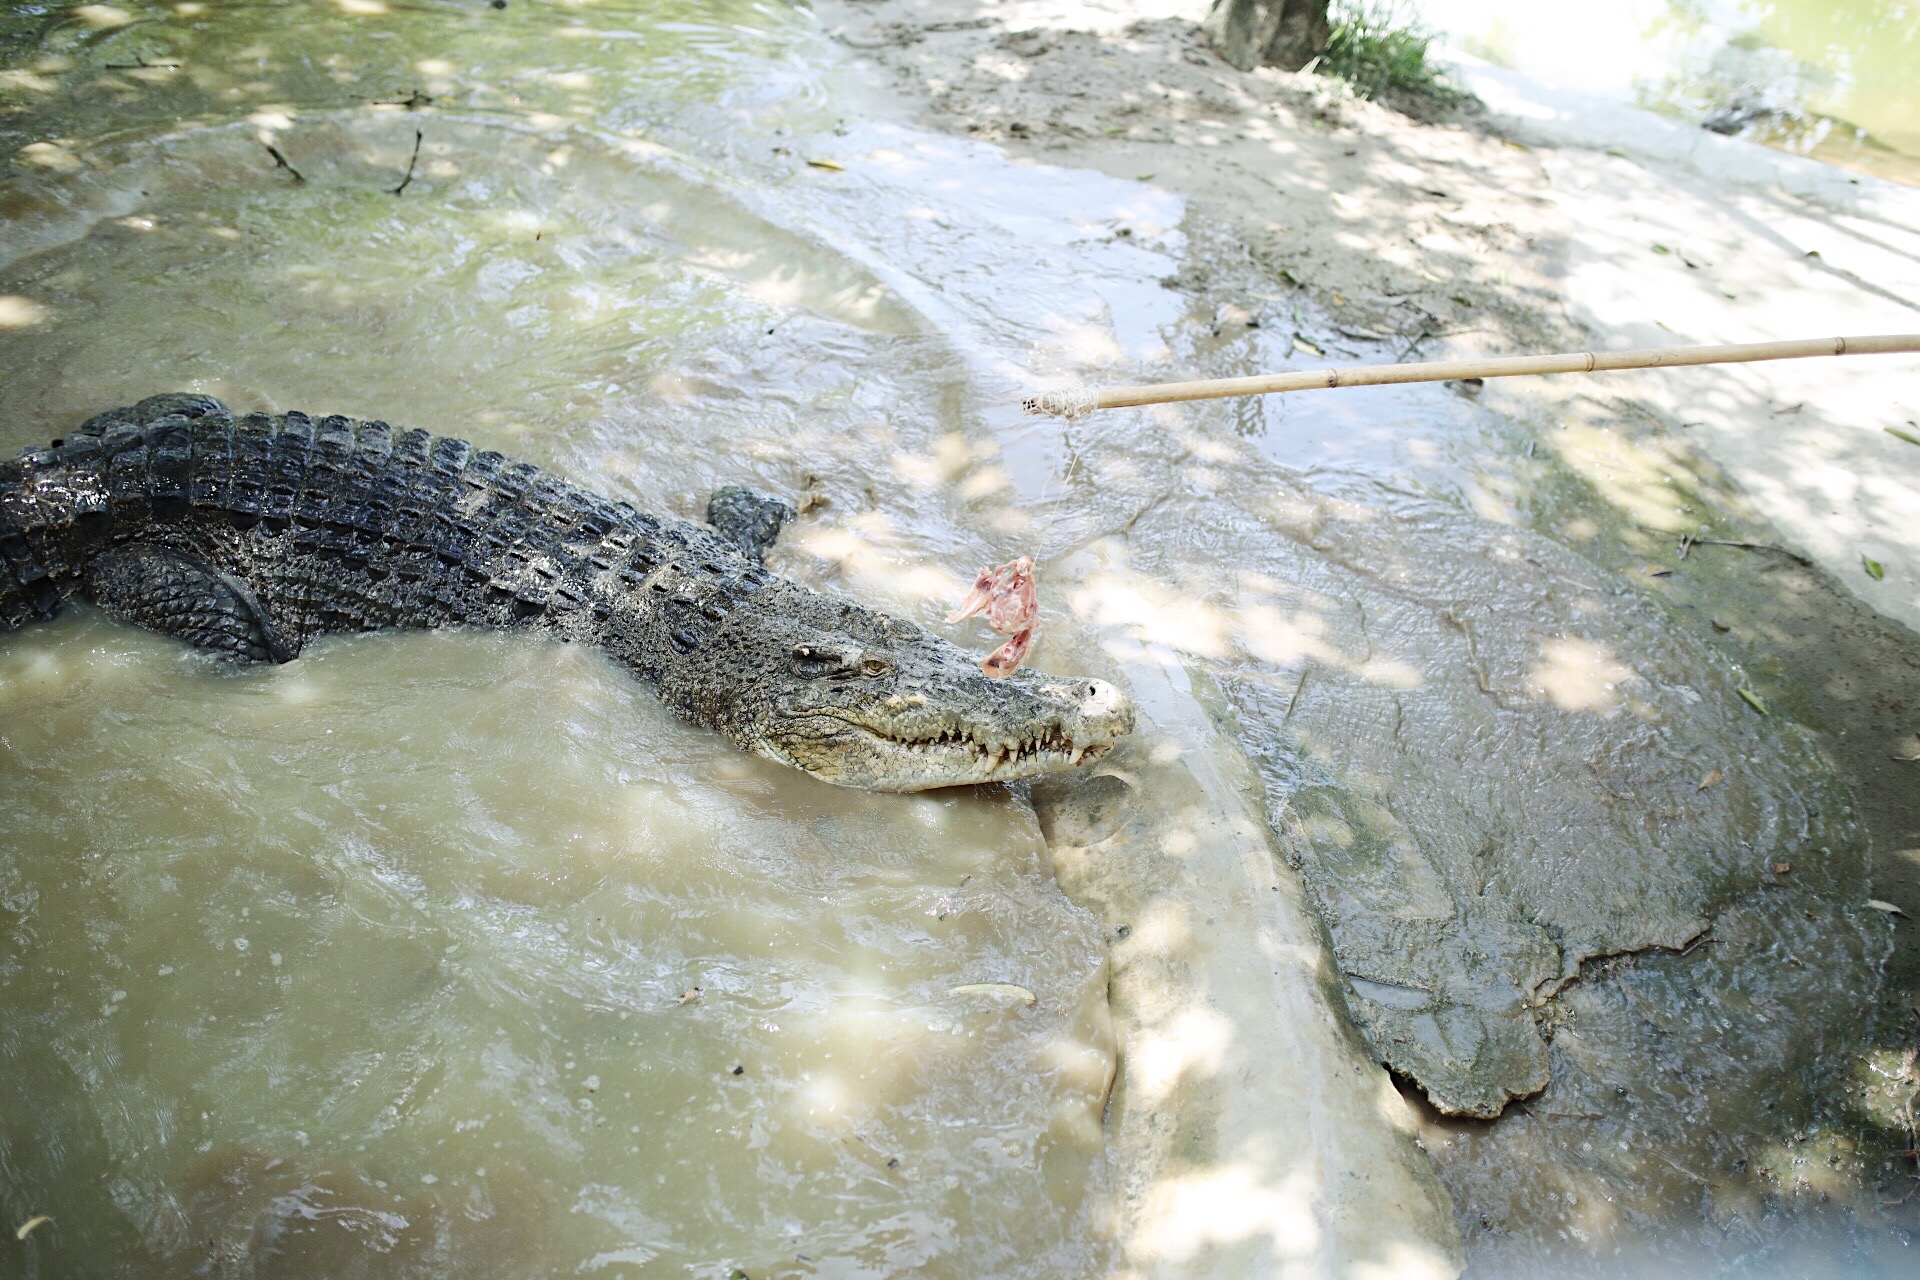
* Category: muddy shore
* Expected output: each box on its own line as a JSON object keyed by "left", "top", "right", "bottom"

{"left": 814, "top": 0, "right": 1920, "bottom": 1270}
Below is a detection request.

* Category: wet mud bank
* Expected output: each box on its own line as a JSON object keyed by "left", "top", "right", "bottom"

{"left": 817, "top": 0, "right": 1920, "bottom": 1273}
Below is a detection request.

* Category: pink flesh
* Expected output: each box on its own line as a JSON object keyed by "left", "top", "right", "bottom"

{"left": 982, "top": 627, "right": 1035, "bottom": 679}
{"left": 949, "top": 556, "right": 1041, "bottom": 676}
{"left": 946, "top": 556, "right": 1038, "bottom": 635}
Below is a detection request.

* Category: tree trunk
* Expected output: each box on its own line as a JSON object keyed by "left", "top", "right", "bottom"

{"left": 1202, "top": 0, "right": 1331, "bottom": 72}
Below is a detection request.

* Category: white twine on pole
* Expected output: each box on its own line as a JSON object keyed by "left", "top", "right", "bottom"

{"left": 1019, "top": 387, "right": 1100, "bottom": 421}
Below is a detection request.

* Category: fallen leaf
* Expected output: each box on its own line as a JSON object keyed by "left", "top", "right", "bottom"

{"left": 1652, "top": 243, "right": 1672, "bottom": 254}
{"left": 1697, "top": 769, "right": 1723, "bottom": 791}
{"left": 15, "top": 1215, "right": 52, "bottom": 1241}
{"left": 1643, "top": 565, "right": 1673, "bottom": 577}
{"left": 1867, "top": 899, "right": 1909, "bottom": 919}
{"left": 1292, "top": 335, "right": 1323, "bottom": 357}
{"left": 1771, "top": 862, "right": 1792, "bottom": 875}
{"left": 947, "top": 983, "right": 1037, "bottom": 1005}
{"left": 1887, "top": 426, "right": 1920, "bottom": 447}
{"left": 1738, "top": 688, "right": 1770, "bottom": 716}
{"left": 674, "top": 987, "right": 701, "bottom": 1006}
{"left": 1891, "top": 735, "right": 1920, "bottom": 762}
{"left": 1862, "top": 555, "right": 1885, "bottom": 580}
{"left": 805, "top": 157, "right": 844, "bottom": 171}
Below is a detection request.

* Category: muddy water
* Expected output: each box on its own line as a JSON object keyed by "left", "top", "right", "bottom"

{"left": 0, "top": 619, "right": 1112, "bottom": 1277}
{"left": 0, "top": 1, "right": 1912, "bottom": 1277}
{"left": 0, "top": 3, "right": 1117, "bottom": 1276}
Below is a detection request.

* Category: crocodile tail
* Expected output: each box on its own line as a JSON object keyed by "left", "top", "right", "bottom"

{"left": 0, "top": 438, "right": 108, "bottom": 631}
{"left": 0, "top": 394, "right": 230, "bottom": 633}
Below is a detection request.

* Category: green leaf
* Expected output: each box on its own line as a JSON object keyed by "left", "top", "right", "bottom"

{"left": 1738, "top": 688, "right": 1769, "bottom": 716}
{"left": 1652, "top": 243, "right": 1672, "bottom": 254}
{"left": 1863, "top": 555, "right": 1885, "bottom": 580}
{"left": 1886, "top": 426, "right": 1920, "bottom": 447}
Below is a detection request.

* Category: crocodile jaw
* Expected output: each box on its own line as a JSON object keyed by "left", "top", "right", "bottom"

{"left": 754, "top": 676, "right": 1135, "bottom": 792}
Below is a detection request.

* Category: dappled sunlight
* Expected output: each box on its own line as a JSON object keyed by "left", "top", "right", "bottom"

{"left": 1235, "top": 599, "right": 1342, "bottom": 668}
{"left": 1069, "top": 571, "right": 1235, "bottom": 660}
{"left": 1547, "top": 420, "right": 1699, "bottom": 533}
{"left": 1067, "top": 563, "right": 1423, "bottom": 697}
{"left": 74, "top": 3, "right": 134, "bottom": 26}
{"left": 0, "top": 67, "right": 59, "bottom": 93}
{"left": 1351, "top": 1239, "right": 1461, "bottom": 1280}
{"left": 1129, "top": 1004, "right": 1231, "bottom": 1108}
{"left": 1526, "top": 635, "right": 1638, "bottom": 716}
{"left": 17, "top": 139, "right": 81, "bottom": 170}
{"left": 783, "top": 521, "right": 975, "bottom": 623}
{"left": 1033, "top": 313, "right": 1129, "bottom": 367}
{"left": 1135, "top": 1165, "right": 1322, "bottom": 1264}
{"left": 0, "top": 294, "right": 51, "bottom": 327}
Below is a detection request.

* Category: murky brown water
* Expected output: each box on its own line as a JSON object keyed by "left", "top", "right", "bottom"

{"left": 0, "top": 618, "right": 1113, "bottom": 1277}
{"left": 0, "top": 4, "right": 1119, "bottom": 1276}
{"left": 3, "top": 1, "right": 1913, "bottom": 1277}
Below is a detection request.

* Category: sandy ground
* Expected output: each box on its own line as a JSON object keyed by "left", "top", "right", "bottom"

{"left": 811, "top": 0, "right": 1920, "bottom": 1269}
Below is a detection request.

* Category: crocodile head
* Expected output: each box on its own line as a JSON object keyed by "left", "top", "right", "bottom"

{"left": 659, "top": 579, "right": 1134, "bottom": 792}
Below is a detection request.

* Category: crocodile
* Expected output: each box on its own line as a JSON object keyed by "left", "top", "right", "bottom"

{"left": 0, "top": 394, "right": 1133, "bottom": 791}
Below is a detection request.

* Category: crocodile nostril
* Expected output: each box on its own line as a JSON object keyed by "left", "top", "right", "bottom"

{"left": 1078, "top": 678, "right": 1131, "bottom": 729}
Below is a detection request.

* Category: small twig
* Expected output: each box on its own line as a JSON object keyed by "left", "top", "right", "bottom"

{"left": 1281, "top": 664, "right": 1312, "bottom": 729}
{"left": 372, "top": 89, "right": 434, "bottom": 110}
{"left": 265, "top": 143, "right": 305, "bottom": 183}
{"left": 1513, "top": 1101, "right": 1606, "bottom": 1120}
{"left": 1634, "top": 527, "right": 1813, "bottom": 567}
{"left": 104, "top": 53, "right": 181, "bottom": 69}
{"left": 1683, "top": 538, "right": 1814, "bottom": 567}
{"left": 1653, "top": 1149, "right": 1717, "bottom": 1188}
{"left": 390, "top": 129, "right": 423, "bottom": 196}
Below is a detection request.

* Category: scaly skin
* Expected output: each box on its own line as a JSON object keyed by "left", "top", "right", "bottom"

{"left": 0, "top": 395, "right": 1132, "bottom": 791}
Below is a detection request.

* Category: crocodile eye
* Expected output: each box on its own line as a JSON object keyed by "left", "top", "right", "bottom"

{"left": 790, "top": 642, "right": 870, "bottom": 680}
{"left": 859, "top": 654, "right": 896, "bottom": 678}
{"left": 789, "top": 644, "right": 841, "bottom": 679}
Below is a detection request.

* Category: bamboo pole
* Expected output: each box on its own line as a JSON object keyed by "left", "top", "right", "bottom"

{"left": 1020, "top": 333, "right": 1920, "bottom": 419}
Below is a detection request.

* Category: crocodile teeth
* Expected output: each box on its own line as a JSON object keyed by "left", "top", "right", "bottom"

{"left": 983, "top": 747, "right": 1003, "bottom": 772}
{"left": 1068, "top": 745, "right": 1085, "bottom": 767}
